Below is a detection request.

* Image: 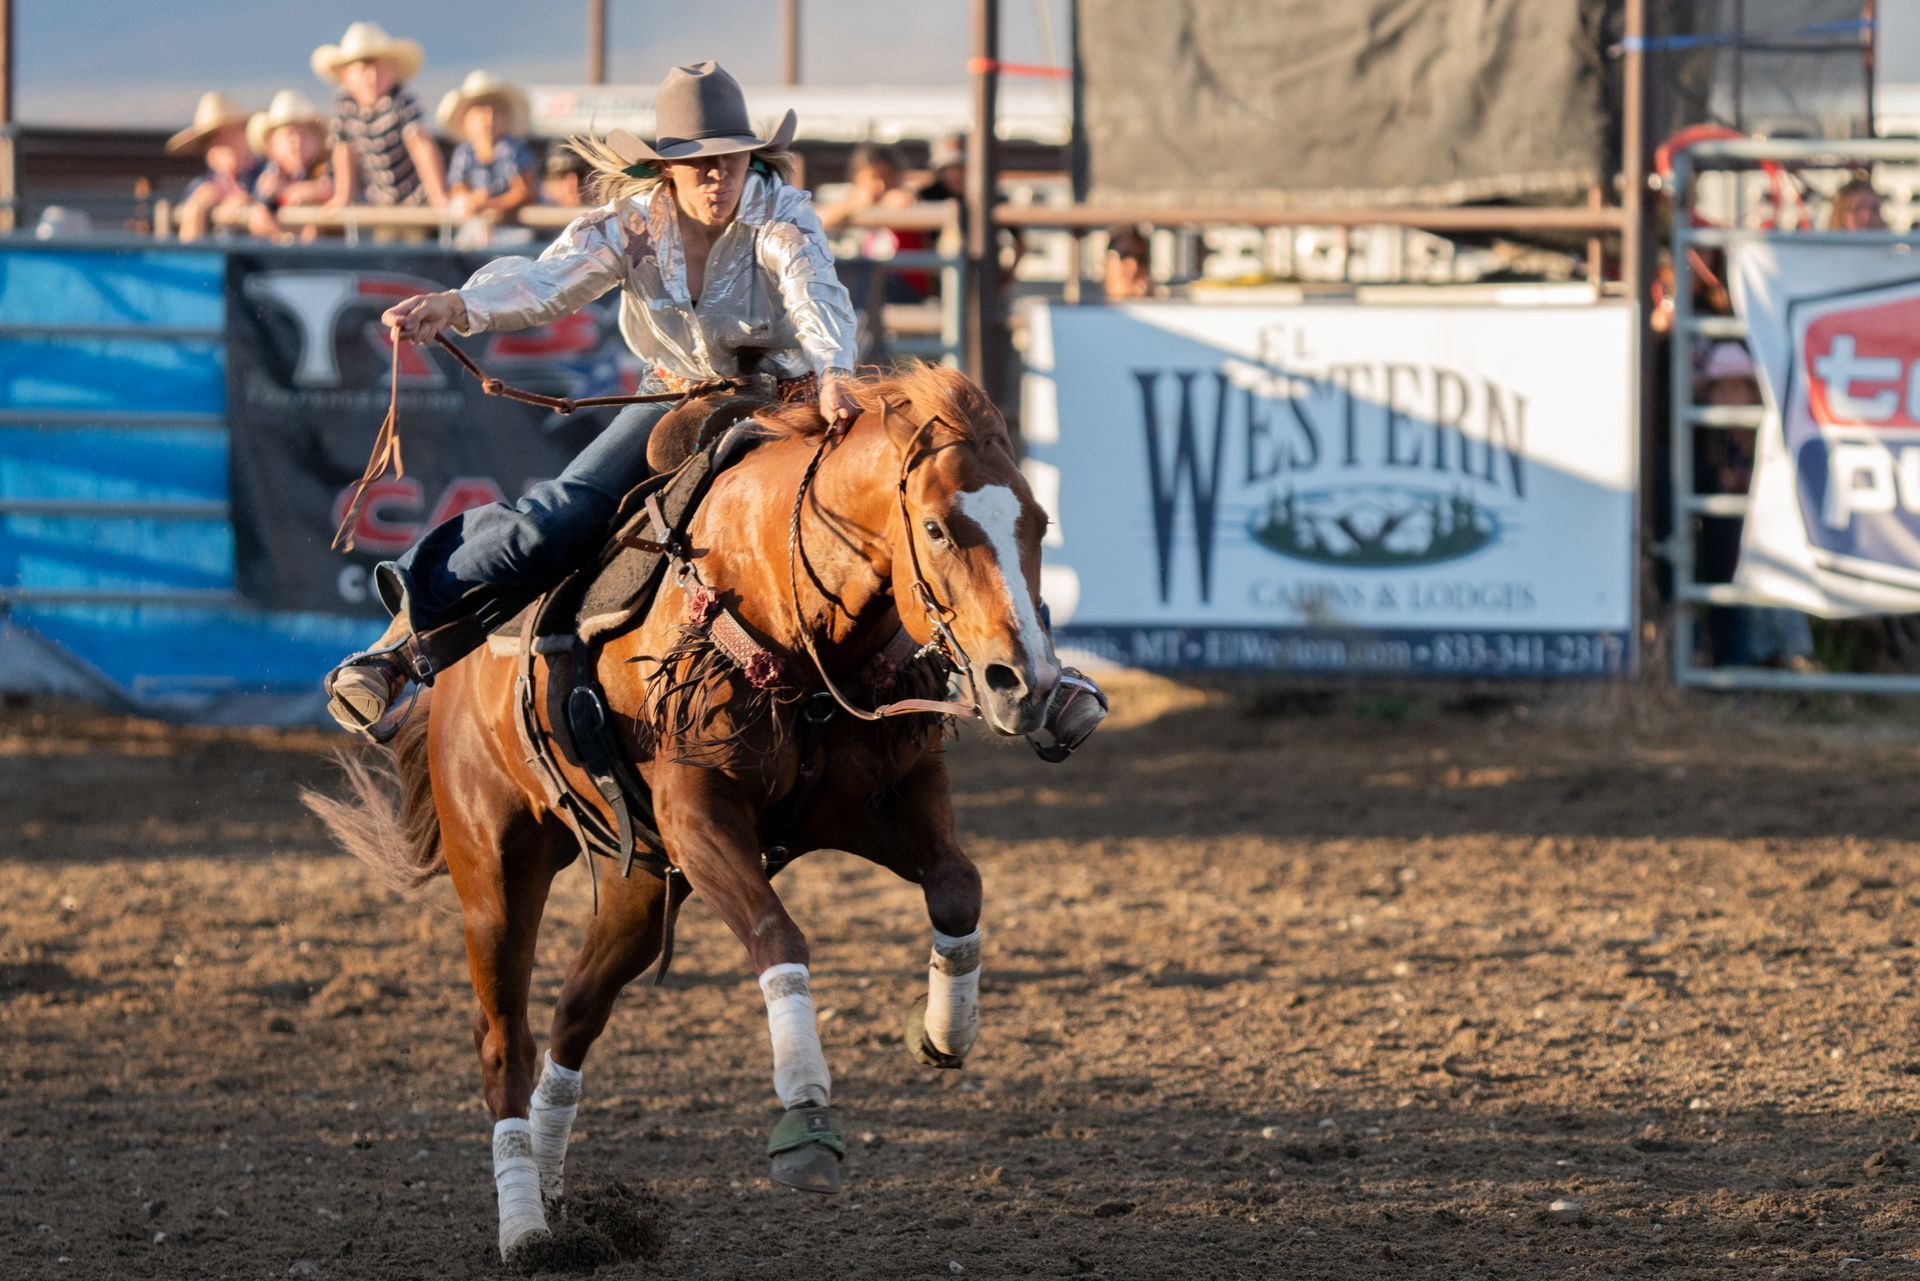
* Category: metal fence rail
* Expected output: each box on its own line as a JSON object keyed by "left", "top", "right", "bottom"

{"left": 1667, "top": 137, "right": 1920, "bottom": 693}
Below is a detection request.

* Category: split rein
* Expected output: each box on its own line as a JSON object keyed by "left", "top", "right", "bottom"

{"left": 330, "top": 331, "right": 737, "bottom": 553}
{"left": 332, "top": 328, "right": 975, "bottom": 725}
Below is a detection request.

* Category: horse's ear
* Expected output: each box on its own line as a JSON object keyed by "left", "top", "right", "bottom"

{"left": 878, "top": 396, "right": 930, "bottom": 453}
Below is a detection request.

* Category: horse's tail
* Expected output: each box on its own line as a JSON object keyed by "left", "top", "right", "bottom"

{"left": 301, "top": 691, "right": 446, "bottom": 891}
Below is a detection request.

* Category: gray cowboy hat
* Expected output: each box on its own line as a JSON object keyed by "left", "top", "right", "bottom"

{"left": 605, "top": 61, "right": 796, "bottom": 165}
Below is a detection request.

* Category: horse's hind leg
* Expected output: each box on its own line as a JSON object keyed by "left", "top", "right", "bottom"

{"left": 531, "top": 867, "right": 670, "bottom": 1204}
{"left": 443, "top": 804, "right": 566, "bottom": 1262}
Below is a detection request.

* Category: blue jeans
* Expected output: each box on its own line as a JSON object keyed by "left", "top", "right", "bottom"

{"left": 391, "top": 397, "right": 670, "bottom": 630}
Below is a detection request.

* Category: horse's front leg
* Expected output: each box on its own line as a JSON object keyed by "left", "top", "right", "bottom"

{"left": 910, "top": 833, "right": 984, "bottom": 1069}
{"left": 655, "top": 766, "right": 844, "bottom": 1193}
{"left": 807, "top": 755, "right": 985, "bottom": 1069}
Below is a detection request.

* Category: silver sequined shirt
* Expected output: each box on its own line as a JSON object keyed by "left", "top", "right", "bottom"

{"left": 453, "top": 171, "right": 856, "bottom": 382}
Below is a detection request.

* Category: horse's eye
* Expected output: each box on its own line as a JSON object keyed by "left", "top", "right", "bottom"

{"left": 922, "top": 519, "right": 947, "bottom": 545}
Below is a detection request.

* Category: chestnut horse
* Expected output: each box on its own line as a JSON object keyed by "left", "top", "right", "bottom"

{"left": 305, "top": 363, "right": 1061, "bottom": 1263}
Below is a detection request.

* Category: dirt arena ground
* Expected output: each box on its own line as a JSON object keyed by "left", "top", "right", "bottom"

{"left": 5, "top": 679, "right": 1920, "bottom": 1280}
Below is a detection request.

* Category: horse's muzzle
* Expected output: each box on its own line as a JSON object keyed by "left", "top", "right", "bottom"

{"left": 976, "top": 659, "right": 1059, "bottom": 737}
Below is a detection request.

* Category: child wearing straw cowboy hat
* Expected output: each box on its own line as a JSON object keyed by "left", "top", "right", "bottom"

{"left": 168, "top": 92, "right": 259, "bottom": 242}
{"left": 245, "top": 91, "right": 333, "bottom": 242}
{"left": 312, "top": 21, "right": 447, "bottom": 209}
{"left": 441, "top": 70, "right": 537, "bottom": 220}
{"left": 324, "top": 59, "right": 1108, "bottom": 764}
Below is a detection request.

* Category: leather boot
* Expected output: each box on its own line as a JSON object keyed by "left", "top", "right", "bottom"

{"left": 325, "top": 652, "right": 411, "bottom": 735}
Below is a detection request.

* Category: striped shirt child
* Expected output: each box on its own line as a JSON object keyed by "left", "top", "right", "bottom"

{"left": 330, "top": 89, "right": 428, "bottom": 206}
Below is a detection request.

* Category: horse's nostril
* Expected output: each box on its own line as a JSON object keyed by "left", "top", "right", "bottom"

{"left": 982, "top": 662, "right": 1025, "bottom": 697}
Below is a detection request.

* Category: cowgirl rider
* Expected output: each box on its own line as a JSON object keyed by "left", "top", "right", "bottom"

{"left": 323, "top": 61, "right": 1105, "bottom": 757}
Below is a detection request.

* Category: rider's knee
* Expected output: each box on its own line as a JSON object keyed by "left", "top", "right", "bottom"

{"left": 499, "top": 484, "right": 617, "bottom": 575}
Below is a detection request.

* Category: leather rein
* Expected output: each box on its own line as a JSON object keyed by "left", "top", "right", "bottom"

{"left": 785, "top": 400, "right": 981, "bottom": 723}
{"left": 331, "top": 331, "right": 738, "bottom": 553}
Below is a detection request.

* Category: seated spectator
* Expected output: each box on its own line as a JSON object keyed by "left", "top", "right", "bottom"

{"left": 1104, "top": 223, "right": 1154, "bottom": 300}
{"left": 439, "top": 70, "right": 536, "bottom": 219}
{"left": 817, "top": 143, "right": 932, "bottom": 301}
{"left": 1827, "top": 174, "right": 1887, "bottom": 232}
{"left": 916, "top": 133, "right": 966, "bottom": 202}
{"left": 246, "top": 91, "right": 332, "bottom": 242}
{"left": 540, "top": 147, "right": 587, "bottom": 207}
{"left": 312, "top": 22, "right": 446, "bottom": 209}
{"left": 167, "top": 92, "right": 259, "bottom": 243}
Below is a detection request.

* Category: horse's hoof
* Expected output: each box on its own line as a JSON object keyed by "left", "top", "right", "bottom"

{"left": 770, "top": 1143, "right": 843, "bottom": 1194}
{"left": 500, "top": 1226, "right": 555, "bottom": 1271}
{"left": 903, "top": 994, "right": 967, "bottom": 1070}
{"left": 767, "top": 1104, "right": 844, "bottom": 1195}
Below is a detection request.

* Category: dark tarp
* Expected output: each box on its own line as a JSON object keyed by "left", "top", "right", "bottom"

{"left": 1078, "top": 0, "right": 1613, "bottom": 209}
{"left": 1076, "top": 0, "right": 1872, "bottom": 210}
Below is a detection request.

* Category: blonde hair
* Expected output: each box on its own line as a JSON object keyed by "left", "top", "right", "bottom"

{"left": 566, "top": 134, "right": 796, "bottom": 205}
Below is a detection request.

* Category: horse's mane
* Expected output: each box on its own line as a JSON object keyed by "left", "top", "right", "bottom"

{"left": 755, "top": 361, "right": 1007, "bottom": 446}
{"left": 632, "top": 362, "right": 984, "bottom": 769}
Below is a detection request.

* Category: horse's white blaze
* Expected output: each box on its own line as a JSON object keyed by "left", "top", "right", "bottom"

{"left": 529, "top": 1052, "right": 582, "bottom": 1203}
{"left": 956, "top": 484, "right": 1056, "bottom": 682}
{"left": 760, "top": 963, "right": 831, "bottom": 1109}
{"left": 926, "top": 927, "right": 982, "bottom": 1058}
{"left": 492, "top": 1118, "right": 549, "bottom": 1257}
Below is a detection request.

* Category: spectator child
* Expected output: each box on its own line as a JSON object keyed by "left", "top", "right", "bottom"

{"left": 311, "top": 22, "right": 446, "bottom": 208}
{"left": 1828, "top": 174, "right": 1887, "bottom": 232}
{"left": 246, "top": 91, "right": 332, "bottom": 241}
{"left": 167, "top": 92, "right": 259, "bottom": 242}
{"left": 1104, "top": 223, "right": 1153, "bottom": 300}
{"left": 539, "top": 148, "right": 587, "bottom": 207}
{"left": 916, "top": 133, "right": 966, "bottom": 202}
{"left": 438, "top": 70, "right": 536, "bottom": 218}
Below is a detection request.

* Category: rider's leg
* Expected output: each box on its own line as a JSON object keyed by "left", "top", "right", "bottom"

{"left": 395, "top": 400, "right": 669, "bottom": 632}
{"left": 325, "top": 400, "right": 668, "bottom": 734}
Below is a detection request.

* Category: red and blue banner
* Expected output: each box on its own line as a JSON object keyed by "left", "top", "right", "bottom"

{"left": 225, "top": 249, "right": 642, "bottom": 616}
{"left": 1732, "top": 243, "right": 1920, "bottom": 616}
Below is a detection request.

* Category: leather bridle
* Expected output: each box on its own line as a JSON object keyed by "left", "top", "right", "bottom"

{"left": 785, "top": 399, "right": 982, "bottom": 723}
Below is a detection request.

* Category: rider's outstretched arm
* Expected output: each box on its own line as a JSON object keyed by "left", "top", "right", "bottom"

{"left": 454, "top": 205, "right": 629, "bottom": 336}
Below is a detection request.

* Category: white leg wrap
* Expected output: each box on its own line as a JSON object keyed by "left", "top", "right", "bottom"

{"left": 529, "top": 1052, "right": 582, "bottom": 1203}
{"left": 492, "top": 1118, "right": 549, "bottom": 1258}
{"left": 759, "top": 962, "right": 831, "bottom": 1109}
{"left": 926, "top": 928, "right": 983, "bottom": 1058}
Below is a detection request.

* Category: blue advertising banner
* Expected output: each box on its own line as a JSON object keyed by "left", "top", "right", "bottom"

{"left": 1020, "top": 301, "right": 1637, "bottom": 677}
{"left": 0, "top": 241, "right": 900, "bottom": 724}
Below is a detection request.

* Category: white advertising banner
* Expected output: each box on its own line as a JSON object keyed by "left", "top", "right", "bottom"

{"left": 1022, "top": 301, "right": 1637, "bottom": 677}
{"left": 1730, "top": 242, "right": 1920, "bottom": 617}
